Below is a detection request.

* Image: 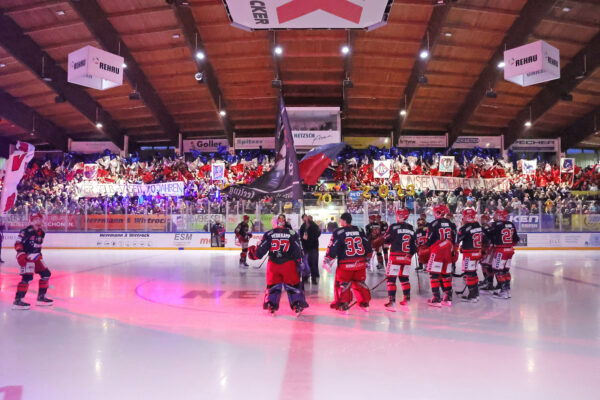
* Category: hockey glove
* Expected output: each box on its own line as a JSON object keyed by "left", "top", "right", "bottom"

{"left": 247, "top": 245, "right": 258, "bottom": 260}
{"left": 322, "top": 257, "right": 335, "bottom": 273}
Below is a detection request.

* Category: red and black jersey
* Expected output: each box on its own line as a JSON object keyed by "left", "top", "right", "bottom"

{"left": 488, "top": 221, "right": 520, "bottom": 247}
{"left": 365, "top": 222, "right": 382, "bottom": 241}
{"left": 384, "top": 222, "right": 417, "bottom": 255}
{"left": 326, "top": 226, "right": 372, "bottom": 268}
{"left": 458, "top": 222, "right": 483, "bottom": 251}
{"left": 415, "top": 226, "right": 428, "bottom": 247}
{"left": 254, "top": 228, "right": 303, "bottom": 264}
{"left": 15, "top": 225, "right": 45, "bottom": 254}
{"left": 234, "top": 221, "right": 251, "bottom": 241}
{"left": 426, "top": 218, "right": 457, "bottom": 247}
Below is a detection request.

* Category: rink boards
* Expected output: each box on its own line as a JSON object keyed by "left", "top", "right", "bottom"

{"left": 2, "top": 231, "right": 600, "bottom": 250}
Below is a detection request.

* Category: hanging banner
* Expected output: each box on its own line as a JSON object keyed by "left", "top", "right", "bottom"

{"left": 452, "top": 136, "right": 503, "bottom": 149}
{"left": 373, "top": 160, "right": 391, "bottom": 179}
{"left": 75, "top": 181, "right": 184, "bottom": 198}
{"left": 71, "top": 141, "right": 121, "bottom": 154}
{"left": 0, "top": 141, "right": 35, "bottom": 214}
{"left": 504, "top": 40, "right": 560, "bottom": 87}
{"left": 211, "top": 163, "right": 226, "bottom": 181}
{"left": 398, "top": 135, "right": 448, "bottom": 148}
{"left": 560, "top": 158, "right": 575, "bottom": 174}
{"left": 234, "top": 137, "right": 275, "bottom": 149}
{"left": 521, "top": 159, "right": 537, "bottom": 175}
{"left": 223, "top": 0, "right": 391, "bottom": 31}
{"left": 84, "top": 164, "right": 98, "bottom": 180}
{"left": 439, "top": 156, "right": 455, "bottom": 174}
{"left": 183, "top": 138, "right": 229, "bottom": 153}
{"left": 510, "top": 138, "right": 560, "bottom": 153}
{"left": 395, "top": 175, "right": 510, "bottom": 192}
{"left": 68, "top": 46, "right": 124, "bottom": 90}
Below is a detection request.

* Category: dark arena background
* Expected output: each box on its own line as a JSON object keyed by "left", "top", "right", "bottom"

{"left": 0, "top": 1, "right": 599, "bottom": 399}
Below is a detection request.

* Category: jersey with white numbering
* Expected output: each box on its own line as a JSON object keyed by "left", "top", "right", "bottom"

{"left": 384, "top": 222, "right": 417, "bottom": 255}
{"left": 426, "top": 218, "right": 457, "bottom": 247}
{"left": 16, "top": 225, "right": 45, "bottom": 254}
{"left": 326, "top": 226, "right": 372, "bottom": 268}
{"left": 415, "top": 227, "right": 428, "bottom": 247}
{"left": 254, "top": 228, "right": 303, "bottom": 264}
{"left": 488, "top": 220, "right": 520, "bottom": 247}
{"left": 458, "top": 222, "right": 483, "bottom": 250}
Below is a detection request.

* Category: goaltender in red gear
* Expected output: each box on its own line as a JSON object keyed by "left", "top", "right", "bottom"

{"left": 323, "top": 212, "right": 373, "bottom": 312}
{"left": 247, "top": 214, "right": 308, "bottom": 315}
{"left": 383, "top": 208, "right": 417, "bottom": 312}
{"left": 13, "top": 213, "right": 53, "bottom": 310}
{"left": 425, "top": 204, "right": 457, "bottom": 307}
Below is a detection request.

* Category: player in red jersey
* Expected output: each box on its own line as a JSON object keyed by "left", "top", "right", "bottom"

{"left": 425, "top": 204, "right": 457, "bottom": 307}
{"left": 415, "top": 216, "right": 429, "bottom": 271}
{"left": 365, "top": 215, "right": 384, "bottom": 270}
{"left": 457, "top": 208, "right": 483, "bottom": 302}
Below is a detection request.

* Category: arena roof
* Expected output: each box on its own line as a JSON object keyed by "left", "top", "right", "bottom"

{"left": 0, "top": 0, "right": 599, "bottom": 151}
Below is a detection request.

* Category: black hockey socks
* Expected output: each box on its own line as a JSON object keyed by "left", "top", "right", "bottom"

{"left": 386, "top": 276, "right": 397, "bottom": 301}
{"left": 429, "top": 273, "right": 441, "bottom": 301}
{"left": 399, "top": 276, "right": 411, "bottom": 301}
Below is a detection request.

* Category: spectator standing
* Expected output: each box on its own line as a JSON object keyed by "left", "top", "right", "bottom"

{"left": 299, "top": 214, "right": 321, "bottom": 285}
{"left": 327, "top": 217, "right": 338, "bottom": 233}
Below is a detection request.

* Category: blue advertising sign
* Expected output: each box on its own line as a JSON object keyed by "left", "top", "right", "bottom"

{"left": 508, "top": 214, "right": 555, "bottom": 231}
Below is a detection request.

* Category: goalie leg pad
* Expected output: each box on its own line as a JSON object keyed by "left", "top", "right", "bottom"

{"left": 264, "top": 283, "right": 283, "bottom": 310}
{"left": 284, "top": 283, "right": 308, "bottom": 309}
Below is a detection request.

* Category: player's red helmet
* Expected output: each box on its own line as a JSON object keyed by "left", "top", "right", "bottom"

{"left": 396, "top": 208, "right": 409, "bottom": 223}
{"left": 433, "top": 204, "right": 450, "bottom": 219}
{"left": 243, "top": 215, "right": 250, "bottom": 221}
{"left": 375, "top": 215, "right": 382, "bottom": 221}
{"left": 480, "top": 214, "right": 491, "bottom": 225}
{"left": 369, "top": 215, "right": 376, "bottom": 222}
{"left": 30, "top": 213, "right": 43, "bottom": 222}
{"left": 493, "top": 209, "right": 508, "bottom": 221}
{"left": 462, "top": 208, "right": 477, "bottom": 223}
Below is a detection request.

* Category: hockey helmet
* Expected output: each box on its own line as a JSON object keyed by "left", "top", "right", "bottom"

{"left": 462, "top": 208, "right": 477, "bottom": 223}
{"left": 30, "top": 213, "right": 43, "bottom": 222}
{"left": 433, "top": 204, "right": 450, "bottom": 219}
{"left": 493, "top": 208, "right": 508, "bottom": 222}
{"left": 375, "top": 215, "right": 382, "bottom": 221}
{"left": 480, "top": 214, "right": 491, "bottom": 225}
{"left": 368, "top": 214, "right": 377, "bottom": 222}
{"left": 396, "top": 208, "right": 410, "bottom": 223}
{"left": 243, "top": 214, "right": 250, "bottom": 221}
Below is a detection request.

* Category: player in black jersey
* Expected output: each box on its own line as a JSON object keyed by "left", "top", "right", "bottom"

{"left": 479, "top": 214, "right": 495, "bottom": 291}
{"left": 457, "top": 208, "right": 483, "bottom": 302}
{"left": 487, "top": 209, "right": 520, "bottom": 299}
{"left": 235, "top": 215, "right": 252, "bottom": 268}
{"left": 426, "top": 204, "right": 457, "bottom": 307}
{"left": 365, "top": 215, "right": 384, "bottom": 270}
{"left": 383, "top": 208, "right": 416, "bottom": 311}
{"left": 248, "top": 214, "right": 308, "bottom": 315}
{"left": 415, "top": 216, "right": 429, "bottom": 271}
{"left": 377, "top": 215, "right": 390, "bottom": 265}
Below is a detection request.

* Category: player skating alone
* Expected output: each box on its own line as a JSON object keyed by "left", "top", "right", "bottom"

{"left": 365, "top": 215, "right": 384, "bottom": 270}
{"left": 248, "top": 214, "right": 308, "bottom": 315}
{"left": 323, "top": 213, "right": 373, "bottom": 312}
{"left": 235, "top": 215, "right": 252, "bottom": 268}
{"left": 383, "top": 208, "right": 417, "bottom": 311}
{"left": 13, "top": 214, "right": 53, "bottom": 310}
{"left": 425, "top": 204, "right": 457, "bottom": 307}
{"left": 488, "top": 209, "right": 520, "bottom": 299}
{"left": 457, "top": 208, "right": 483, "bottom": 302}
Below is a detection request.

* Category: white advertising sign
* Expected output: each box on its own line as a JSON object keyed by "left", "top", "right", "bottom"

{"left": 510, "top": 138, "right": 560, "bottom": 153}
{"left": 75, "top": 181, "right": 184, "bottom": 198}
{"left": 373, "top": 160, "right": 391, "bottom": 179}
{"left": 452, "top": 136, "right": 503, "bottom": 149}
{"left": 439, "top": 156, "right": 455, "bottom": 173}
{"left": 504, "top": 40, "right": 560, "bottom": 87}
{"left": 71, "top": 141, "right": 121, "bottom": 154}
{"left": 293, "top": 130, "right": 341, "bottom": 149}
{"left": 183, "top": 138, "right": 229, "bottom": 153}
{"left": 68, "top": 46, "right": 124, "bottom": 90}
{"left": 234, "top": 137, "right": 275, "bottom": 149}
{"left": 223, "top": 0, "right": 391, "bottom": 30}
{"left": 398, "top": 135, "right": 448, "bottom": 148}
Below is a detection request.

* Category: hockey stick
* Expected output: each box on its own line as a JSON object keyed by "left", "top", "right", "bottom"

{"left": 346, "top": 277, "right": 388, "bottom": 310}
{"left": 253, "top": 256, "right": 267, "bottom": 269}
{"left": 415, "top": 254, "right": 423, "bottom": 296}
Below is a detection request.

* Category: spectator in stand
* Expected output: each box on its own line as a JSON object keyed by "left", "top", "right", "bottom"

{"left": 327, "top": 217, "right": 338, "bottom": 233}
{"left": 299, "top": 214, "right": 321, "bottom": 285}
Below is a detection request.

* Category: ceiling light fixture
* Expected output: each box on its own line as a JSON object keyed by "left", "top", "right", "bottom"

{"left": 575, "top": 54, "right": 587, "bottom": 79}
{"left": 341, "top": 45, "right": 350, "bottom": 55}
{"left": 30, "top": 114, "right": 36, "bottom": 137}
{"left": 524, "top": 105, "right": 533, "bottom": 128}
{"left": 172, "top": 33, "right": 180, "bottom": 39}
{"left": 274, "top": 45, "right": 283, "bottom": 56}
{"left": 41, "top": 56, "right": 52, "bottom": 82}
{"left": 122, "top": 62, "right": 127, "bottom": 69}
{"left": 218, "top": 96, "right": 226, "bottom": 117}
{"left": 497, "top": 61, "right": 505, "bottom": 69}
{"left": 56, "top": 10, "right": 65, "bottom": 16}
{"left": 400, "top": 94, "right": 407, "bottom": 116}
{"left": 562, "top": 7, "right": 571, "bottom": 12}
{"left": 0, "top": 63, "right": 6, "bottom": 68}
{"left": 95, "top": 107, "right": 103, "bottom": 129}
{"left": 444, "top": 32, "right": 452, "bottom": 37}
{"left": 195, "top": 50, "right": 205, "bottom": 60}
{"left": 420, "top": 30, "right": 430, "bottom": 59}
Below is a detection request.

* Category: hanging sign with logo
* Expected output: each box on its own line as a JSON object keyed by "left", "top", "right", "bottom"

{"left": 504, "top": 40, "right": 560, "bottom": 87}
{"left": 398, "top": 135, "right": 448, "bottom": 148}
{"left": 234, "top": 137, "right": 275, "bottom": 150}
{"left": 68, "top": 46, "right": 124, "bottom": 90}
{"left": 223, "top": 0, "right": 391, "bottom": 30}
{"left": 560, "top": 158, "right": 575, "bottom": 174}
{"left": 510, "top": 138, "right": 560, "bottom": 153}
{"left": 183, "top": 138, "right": 229, "bottom": 153}
{"left": 373, "top": 160, "right": 391, "bottom": 179}
{"left": 452, "top": 136, "right": 503, "bottom": 149}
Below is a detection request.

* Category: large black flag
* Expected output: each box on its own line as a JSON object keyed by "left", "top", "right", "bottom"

{"left": 229, "top": 97, "right": 302, "bottom": 201}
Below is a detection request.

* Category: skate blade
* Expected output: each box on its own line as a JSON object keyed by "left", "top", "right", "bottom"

{"left": 441, "top": 301, "right": 452, "bottom": 307}
{"left": 385, "top": 306, "right": 396, "bottom": 312}
{"left": 36, "top": 301, "right": 54, "bottom": 306}
{"left": 12, "top": 305, "right": 30, "bottom": 310}
{"left": 427, "top": 302, "right": 442, "bottom": 308}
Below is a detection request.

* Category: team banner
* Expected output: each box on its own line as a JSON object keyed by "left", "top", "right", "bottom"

{"left": 1, "top": 141, "right": 35, "bottom": 214}
{"left": 398, "top": 135, "right": 447, "bottom": 148}
{"left": 560, "top": 158, "right": 575, "bottom": 173}
{"left": 223, "top": 0, "right": 391, "bottom": 30}
{"left": 229, "top": 96, "right": 302, "bottom": 201}
{"left": 395, "top": 175, "right": 510, "bottom": 192}
{"left": 452, "top": 136, "right": 503, "bottom": 149}
{"left": 75, "top": 181, "right": 184, "bottom": 198}
{"left": 521, "top": 159, "right": 537, "bottom": 175}
{"left": 373, "top": 160, "right": 391, "bottom": 179}
{"left": 183, "top": 138, "right": 228, "bottom": 153}
{"left": 84, "top": 164, "right": 98, "bottom": 180}
{"left": 211, "top": 163, "right": 226, "bottom": 181}
{"left": 439, "top": 156, "right": 455, "bottom": 174}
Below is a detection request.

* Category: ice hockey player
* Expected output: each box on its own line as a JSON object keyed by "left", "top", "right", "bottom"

{"left": 365, "top": 214, "right": 384, "bottom": 270}
{"left": 323, "top": 212, "right": 373, "bottom": 312}
{"left": 457, "top": 208, "right": 483, "bottom": 302}
{"left": 415, "top": 216, "right": 429, "bottom": 271}
{"left": 235, "top": 215, "right": 252, "bottom": 268}
{"left": 383, "top": 208, "right": 416, "bottom": 311}
{"left": 425, "top": 204, "right": 457, "bottom": 307}
{"left": 487, "top": 209, "right": 520, "bottom": 299}
{"left": 13, "top": 213, "right": 53, "bottom": 310}
{"left": 376, "top": 215, "right": 390, "bottom": 265}
{"left": 248, "top": 214, "right": 308, "bottom": 315}
{"left": 479, "top": 214, "right": 495, "bottom": 292}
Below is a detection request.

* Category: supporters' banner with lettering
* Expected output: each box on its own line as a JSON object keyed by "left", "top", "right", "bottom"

{"left": 183, "top": 138, "right": 228, "bottom": 153}
{"left": 1, "top": 141, "right": 35, "bottom": 214}
{"left": 223, "top": 0, "right": 391, "bottom": 30}
{"left": 84, "top": 164, "right": 98, "bottom": 180}
{"left": 75, "top": 181, "right": 184, "bottom": 198}
{"left": 560, "top": 158, "right": 575, "bottom": 174}
{"left": 395, "top": 175, "right": 510, "bottom": 192}
{"left": 229, "top": 96, "right": 302, "bottom": 201}
{"left": 211, "top": 163, "right": 225, "bottom": 181}
{"left": 373, "top": 160, "right": 391, "bottom": 179}
{"left": 398, "top": 135, "right": 448, "bottom": 148}
{"left": 521, "top": 159, "right": 537, "bottom": 175}
{"left": 439, "top": 156, "right": 455, "bottom": 174}
{"left": 452, "top": 136, "right": 503, "bottom": 149}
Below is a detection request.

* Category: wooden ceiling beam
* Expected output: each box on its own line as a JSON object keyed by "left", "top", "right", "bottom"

{"left": 556, "top": 107, "right": 600, "bottom": 150}
{"left": 451, "top": 5, "right": 520, "bottom": 16}
{"left": 3, "top": 0, "right": 68, "bottom": 14}
{"left": 504, "top": 29, "right": 600, "bottom": 146}
{"left": 69, "top": 0, "right": 180, "bottom": 144}
{"left": 447, "top": 0, "right": 558, "bottom": 146}
{"left": 169, "top": 2, "right": 234, "bottom": 145}
{"left": 0, "top": 11, "right": 125, "bottom": 147}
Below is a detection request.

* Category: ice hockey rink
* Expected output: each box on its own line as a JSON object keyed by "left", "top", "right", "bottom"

{"left": 1, "top": 249, "right": 599, "bottom": 400}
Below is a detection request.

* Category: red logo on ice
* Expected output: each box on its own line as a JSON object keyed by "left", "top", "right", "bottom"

{"left": 277, "top": 0, "right": 363, "bottom": 24}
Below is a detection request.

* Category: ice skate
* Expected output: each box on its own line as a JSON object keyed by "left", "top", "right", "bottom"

{"left": 384, "top": 298, "right": 396, "bottom": 312}
{"left": 461, "top": 295, "right": 479, "bottom": 303}
{"left": 239, "top": 259, "right": 249, "bottom": 269}
{"left": 12, "top": 299, "right": 30, "bottom": 310}
{"left": 293, "top": 303, "right": 305, "bottom": 317}
{"left": 493, "top": 289, "right": 509, "bottom": 299}
{"left": 441, "top": 294, "right": 452, "bottom": 307}
{"left": 427, "top": 297, "right": 442, "bottom": 308}
{"left": 37, "top": 296, "right": 53, "bottom": 306}
{"left": 358, "top": 302, "right": 370, "bottom": 312}
{"left": 399, "top": 298, "right": 410, "bottom": 307}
